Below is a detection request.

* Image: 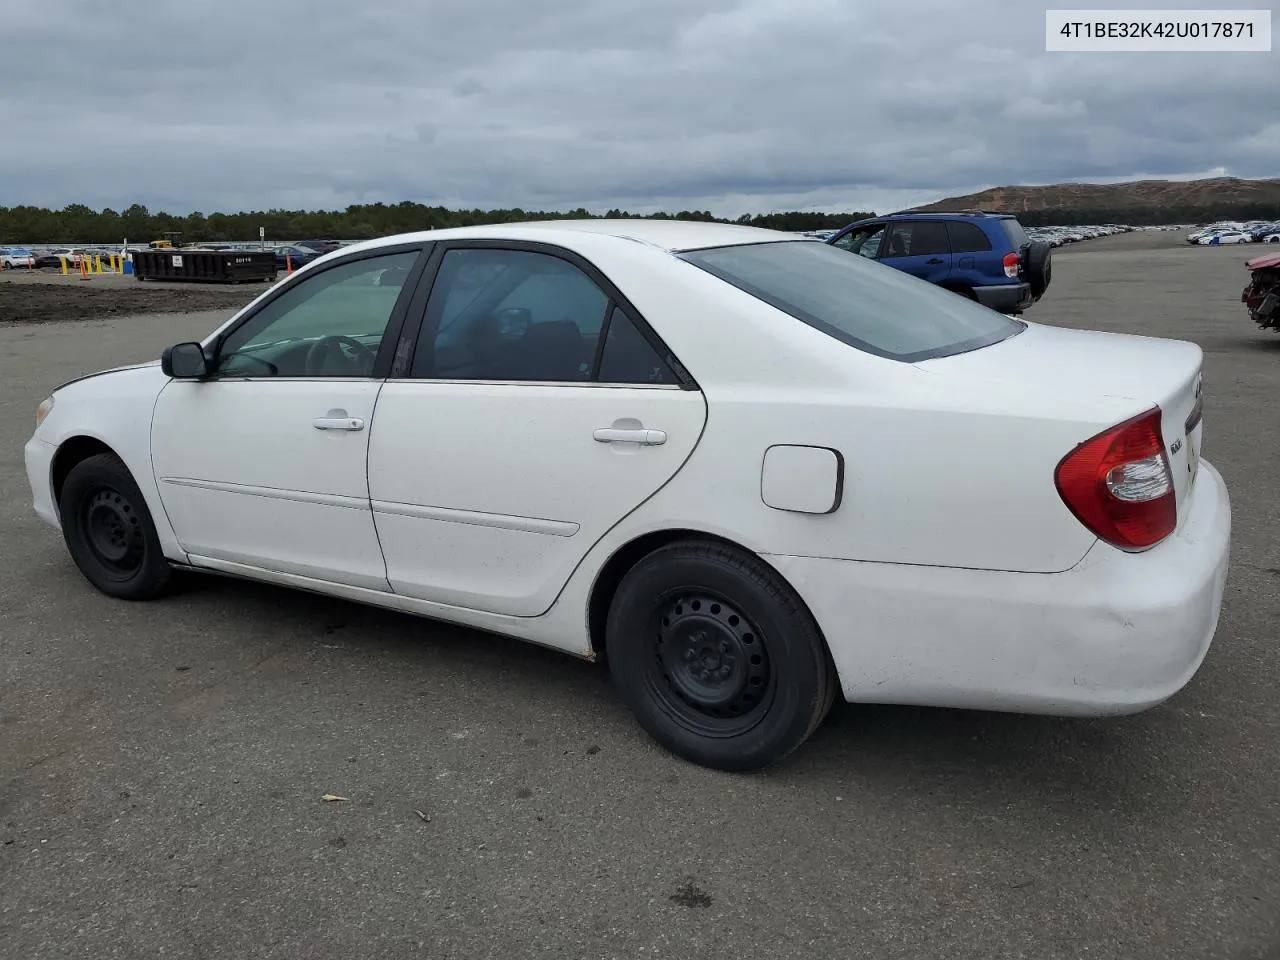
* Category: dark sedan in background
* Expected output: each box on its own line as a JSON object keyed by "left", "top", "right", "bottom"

{"left": 273, "top": 244, "right": 322, "bottom": 271}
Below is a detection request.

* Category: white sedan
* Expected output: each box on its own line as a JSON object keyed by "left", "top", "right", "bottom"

{"left": 1199, "top": 232, "right": 1253, "bottom": 245}
{"left": 24, "top": 220, "right": 1231, "bottom": 770}
{"left": 2, "top": 247, "right": 36, "bottom": 268}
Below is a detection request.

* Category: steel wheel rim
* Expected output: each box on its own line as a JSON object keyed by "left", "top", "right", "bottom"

{"left": 644, "top": 590, "right": 776, "bottom": 738}
{"left": 82, "top": 487, "right": 145, "bottom": 576}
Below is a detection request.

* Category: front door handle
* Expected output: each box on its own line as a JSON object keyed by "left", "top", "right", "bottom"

{"left": 313, "top": 417, "right": 365, "bottom": 431}
{"left": 926, "top": 257, "right": 945, "bottom": 264}
{"left": 593, "top": 427, "right": 666, "bottom": 445}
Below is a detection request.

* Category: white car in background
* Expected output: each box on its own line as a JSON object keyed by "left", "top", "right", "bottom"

{"left": 2, "top": 247, "right": 36, "bottom": 268}
{"left": 24, "top": 219, "right": 1231, "bottom": 770}
{"left": 46, "top": 247, "right": 86, "bottom": 265}
{"left": 1199, "top": 232, "right": 1253, "bottom": 245}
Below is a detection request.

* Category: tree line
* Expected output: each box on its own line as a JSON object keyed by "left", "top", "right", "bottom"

{"left": 4, "top": 199, "right": 1278, "bottom": 245}
{"left": 0, "top": 203, "right": 876, "bottom": 245}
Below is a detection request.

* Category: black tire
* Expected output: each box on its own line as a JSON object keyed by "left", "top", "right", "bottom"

{"left": 605, "top": 539, "right": 836, "bottom": 771}
{"left": 58, "top": 452, "right": 173, "bottom": 601}
{"left": 1025, "top": 240, "right": 1052, "bottom": 300}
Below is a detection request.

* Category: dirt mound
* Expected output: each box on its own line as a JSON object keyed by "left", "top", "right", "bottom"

{"left": 911, "top": 176, "right": 1280, "bottom": 220}
{"left": 0, "top": 279, "right": 263, "bottom": 325}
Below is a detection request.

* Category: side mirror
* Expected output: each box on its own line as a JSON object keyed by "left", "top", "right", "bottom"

{"left": 161, "top": 342, "right": 209, "bottom": 379}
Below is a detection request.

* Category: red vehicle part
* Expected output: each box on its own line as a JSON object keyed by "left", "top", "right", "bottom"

{"left": 1242, "top": 251, "right": 1280, "bottom": 331}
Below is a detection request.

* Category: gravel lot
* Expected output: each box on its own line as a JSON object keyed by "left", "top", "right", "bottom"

{"left": 0, "top": 271, "right": 268, "bottom": 324}
{"left": 2, "top": 231, "right": 1277, "bottom": 959}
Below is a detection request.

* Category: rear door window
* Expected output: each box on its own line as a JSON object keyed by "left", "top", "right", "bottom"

{"left": 414, "top": 247, "right": 609, "bottom": 382}
{"left": 946, "top": 221, "right": 993, "bottom": 253}
{"left": 881, "top": 221, "right": 951, "bottom": 257}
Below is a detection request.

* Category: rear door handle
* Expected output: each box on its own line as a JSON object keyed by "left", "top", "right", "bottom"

{"left": 593, "top": 427, "right": 666, "bottom": 445}
{"left": 313, "top": 417, "right": 365, "bottom": 431}
{"left": 926, "top": 257, "right": 945, "bottom": 264}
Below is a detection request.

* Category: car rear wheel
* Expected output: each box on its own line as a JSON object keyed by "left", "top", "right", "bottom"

{"left": 605, "top": 539, "right": 836, "bottom": 771}
{"left": 59, "top": 453, "right": 173, "bottom": 601}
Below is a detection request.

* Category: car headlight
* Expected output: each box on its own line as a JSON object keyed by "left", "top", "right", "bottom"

{"left": 35, "top": 395, "right": 55, "bottom": 428}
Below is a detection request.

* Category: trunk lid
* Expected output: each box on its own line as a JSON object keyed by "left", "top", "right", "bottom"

{"left": 915, "top": 321, "right": 1205, "bottom": 529}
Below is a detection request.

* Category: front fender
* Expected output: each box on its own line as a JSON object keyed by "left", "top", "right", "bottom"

{"left": 37, "top": 366, "right": 188, "bottom": 563}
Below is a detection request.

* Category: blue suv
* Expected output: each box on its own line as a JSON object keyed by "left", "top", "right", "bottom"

{"left": 825, "top": 211, "right": 1052, "bottom": 314}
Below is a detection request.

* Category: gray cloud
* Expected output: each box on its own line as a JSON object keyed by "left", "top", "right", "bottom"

{"left": 0, "top": 0, "right": 1274, "bottom": 217}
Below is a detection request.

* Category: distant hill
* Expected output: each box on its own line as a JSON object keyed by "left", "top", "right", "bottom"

{"left": 906, "top": 177, "right": 1280, "bottom": 225}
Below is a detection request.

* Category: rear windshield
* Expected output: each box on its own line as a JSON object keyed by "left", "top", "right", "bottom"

{"left": 678, "top": 240, "right": 1024, "bottom": 362}
{"left": 1000, "top": 218, "right": 1029, "bottom": 248}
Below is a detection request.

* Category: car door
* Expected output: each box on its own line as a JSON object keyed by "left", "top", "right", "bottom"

{"left": 876, "top": 220, "right": 953, "bottom": 283}
{"left": 150, "top": 244, "right": 429, "bottom": 590}
{"left": 367, "top": 241, "right": 708, "bottom": 617}
{"left": 944, "top": 219, "right": 992, "bottom": 283}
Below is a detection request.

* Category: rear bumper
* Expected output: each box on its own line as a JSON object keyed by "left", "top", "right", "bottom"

{"left": 766, "top": 459, "right": 1231, "bottom": 716}
{"left": 24, "top": 436, "right": 60, "bottom": 529}
{"left": 972, "top": 281, "right": 1034, "bottom": 313}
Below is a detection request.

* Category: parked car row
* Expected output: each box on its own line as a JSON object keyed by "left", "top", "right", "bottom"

{"left": 805, "top": 221, "right": 1137, "bottom": 252}
{"left": 1025, "top": 224, "right": 1135, "bottom": 247}
{"left": 0, "top": 239, "right": 355, "bottom": 272}
{"left": 1187, "top": 221, "right": 1280, "bottom": 245}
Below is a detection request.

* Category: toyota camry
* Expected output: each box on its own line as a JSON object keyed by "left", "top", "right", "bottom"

{"left": 24, "top": 219, "right": 1231, "bottom": 770}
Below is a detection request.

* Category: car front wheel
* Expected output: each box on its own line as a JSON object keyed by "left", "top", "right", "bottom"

{"left": 605, "top": 539, "right": 836, "bottom": 771}
{"left": 59, "top": 452, "right": 173, "bottom": 601}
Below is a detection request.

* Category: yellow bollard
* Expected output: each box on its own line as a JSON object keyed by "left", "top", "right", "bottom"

{"left": 59, "top": 256, "right": 69, "bottom": 275}
{"left": 95, "top": 256, "right": 103, "bottom": 275}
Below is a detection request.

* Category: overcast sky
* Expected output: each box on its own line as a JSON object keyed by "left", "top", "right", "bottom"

{"left": 1, "top": 0, "right": 1275, "bottom": 217}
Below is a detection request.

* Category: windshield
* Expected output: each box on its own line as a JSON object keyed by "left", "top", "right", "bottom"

{"left": 678, "top": 240, "right": 1024, "bottom": 362}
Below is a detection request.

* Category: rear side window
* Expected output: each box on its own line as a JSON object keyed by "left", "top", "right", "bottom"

{"left": 946, "top": 221, "right": 992, "bottom": 253}
{"left": 882, "top": 221, "right": 950, "bottom": 257}
{"left": 679, "top": 240, "right": 1023, "bottom": 363}
{"left": 597, "top": 307, "right": 679, "bottom": 385}
{"left": 1000, "top": 218, "right": 1029, "bottom": 248}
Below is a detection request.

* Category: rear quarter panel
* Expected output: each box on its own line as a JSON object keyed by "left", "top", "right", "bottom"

{"left": 622, "top": 380, "right": 1122, "bottom": 572}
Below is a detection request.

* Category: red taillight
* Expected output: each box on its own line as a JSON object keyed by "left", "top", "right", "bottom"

{"left": 1002, "top": 252, "right": 1020, "bottom": 278}
{"left": 1054, "top": 407, "right": 1176, "bottom": 551}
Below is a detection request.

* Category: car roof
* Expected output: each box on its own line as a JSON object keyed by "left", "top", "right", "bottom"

{"left": 887, "top": 211, "right": 1016, "bottom": 221}
{"left": 832, "top": 211, "right": 1020, "bottom": 234}
{"left": 341, "top": 219, "right": 797, "bottom": 255}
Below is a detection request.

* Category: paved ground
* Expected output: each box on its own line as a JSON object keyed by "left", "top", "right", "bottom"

{"left": 2, "top": 231, "right": 1277, "bottom": 960}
